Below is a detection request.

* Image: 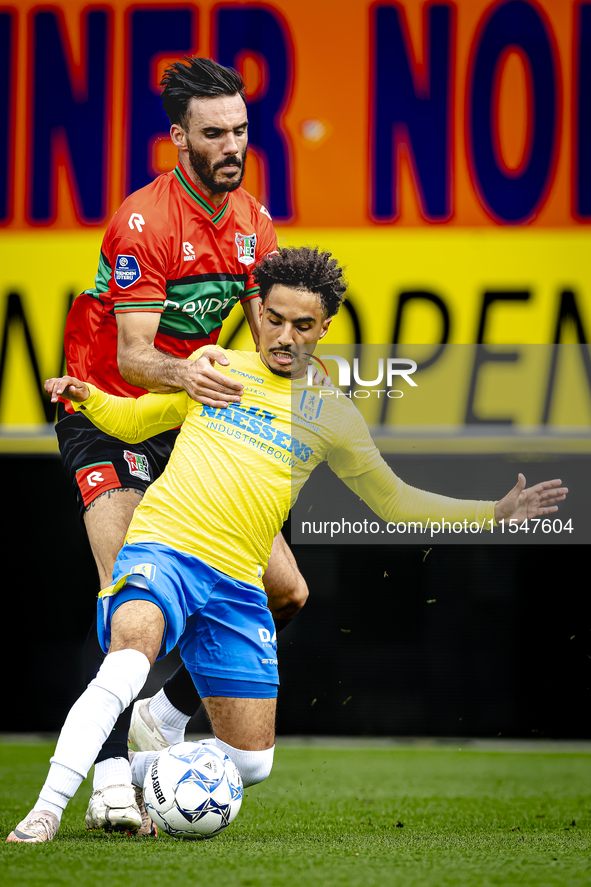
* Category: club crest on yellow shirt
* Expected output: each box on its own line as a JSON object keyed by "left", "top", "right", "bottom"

{"left": 299, "top": 390, "right": 323, "bottom": 422}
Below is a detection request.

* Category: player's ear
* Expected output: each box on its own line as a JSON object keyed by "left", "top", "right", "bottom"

{"left": 318, "top": 317, "right": 331, "bottom": 340}
{"left": 170, "top": 124, "right": 187, "bottom": 150}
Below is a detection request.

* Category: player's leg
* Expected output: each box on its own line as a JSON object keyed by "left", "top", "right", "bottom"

{"left": 130, "top": 531, "right": 306, "bottom": 750}
{"left": 83, "top": 488, "right": 144, "bottom": 589}
{"left": 60, "top": 418, "right": 149, "bottom": 791}
{"left": 129, "top": 666, "right": 197, "bottom": 753}
{"left": 56, "top": 412, "right": 179, "bottom": 824}
{"left": 264, "top": 531, "right": 309, "bottom": 629}
{"left": 202, "top": 694, "right": 276, "bottom": 788}
{"left": 82, "top": 488, "right": 145, "bottom": 767}
{"left": 82, "top": 490, "right": 155, "bottom": 800}
{"left": 203, "top": 695, "right": 276, "bottom": 751}
{"left": 130, "top": 686, "right": 277, "bottom": 792}
{"left": 6, "top": 597, "right": 163, "bottom": 843}
{"left": 7, "top": 539, "right": 197, "bottom": 843}
{"left": 128, "top": 566, "right": 281, "bottom": 796}
{"left": 85, "top": 542, "right": 193, "bottom": 836}
{"left": 109, "top": 598, "right": 165, "bottom": 659}
{"left": 186, "top": 568, "right": 279, "bottom": 787}
{"left": 83, "top": 487, "right": 142, "bottom": 756}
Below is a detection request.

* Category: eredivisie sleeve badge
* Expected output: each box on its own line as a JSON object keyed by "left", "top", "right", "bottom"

{"left": 114, "top": 255, "right": 142, "bottom": 288}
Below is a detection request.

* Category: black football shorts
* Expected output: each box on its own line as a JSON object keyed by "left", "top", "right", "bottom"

{"left": 56, "top": 404, "right": 180, "bottom": 519}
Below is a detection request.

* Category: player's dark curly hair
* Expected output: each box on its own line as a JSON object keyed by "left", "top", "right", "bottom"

{"left": 161, "top": 57, "right": 245, "bottom": 130}
{"left": 254, "top": 247, "right": 347, "bottom": 318}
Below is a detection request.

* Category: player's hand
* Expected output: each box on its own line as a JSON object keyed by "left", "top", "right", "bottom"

{"left": 182, "top": 350, "right": 243, "bottom": 408}
{"left": 494, "top": 474, "right": 568, "bottom": 524}
{"left": 45, "top": 376, "right": 90, "bottom": 403}
{"left": 311, "top": 367, "right": 333, "bottom": 387}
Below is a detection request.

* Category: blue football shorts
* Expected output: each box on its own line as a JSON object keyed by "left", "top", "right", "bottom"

{"left": 97, "top": 541, "right": 279, "bottom": 696}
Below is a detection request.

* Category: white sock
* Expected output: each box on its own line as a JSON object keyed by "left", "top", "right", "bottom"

{"left": 130, "top": 751, "right": 160, "bottom": 788}
{"left": 35, "top": 650, "right": 150, "bottom": 815}
{"left": 34, "top": 763, "right": 81, "bottom": 821}
{"left": 149, "top": 690, "right": 191, "bottom": 745}
{"left": 214, "top": 738, "right": 275, "bottom": 788}
{"left": 93, "top": 757, "right": 132, "bottom": 791}
{"left": 131, "top": 740, "right": 274, "bottom": 790}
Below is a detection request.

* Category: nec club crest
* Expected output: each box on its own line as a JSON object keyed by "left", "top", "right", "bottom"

{"left": 124, "top": 450, "right": 150, "bottom": 480}
{"left": 235, "top": 232, "right": 257, "bottom": 265}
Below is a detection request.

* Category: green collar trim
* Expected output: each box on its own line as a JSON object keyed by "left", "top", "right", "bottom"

{"left": 174, "top": 166, "right": 229, "bottom": 223}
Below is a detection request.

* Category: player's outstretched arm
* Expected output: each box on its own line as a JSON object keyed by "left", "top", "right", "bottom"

{"left": 117, "top": 312, "right": 243, "bottom": 408}
{"left": 342, "top": 461, "right": 494, "bottom": 526}
{"left": 343, "top": 464, "right": 568, "bottom": 528}
{"left": 494, "top": 474, "right": 568, "bottom": 524}
{"left": 45, "top": 376, "right": 90, "bottom": 403}
{"left": 44, "top": 375, "right": 188, "bottom": 443}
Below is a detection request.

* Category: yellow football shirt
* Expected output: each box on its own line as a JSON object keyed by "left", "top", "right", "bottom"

{"left": 74, "top": 346, "right": 495, "bottom": 587}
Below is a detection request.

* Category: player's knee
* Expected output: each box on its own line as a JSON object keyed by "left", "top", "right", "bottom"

{"left": 90, "top": 649, "right": 151, "bottom": 711}
{"left": 268, "top": 573, "right": 309, "bottom": 620}
{"left": 292, "top": 573, "right": 309, "bottom": 610}
{"left": 215, "top": 740, "right": 275, "bottom": 788}
{"left": 282, "top": 573, "right": 309, "bottom": 618}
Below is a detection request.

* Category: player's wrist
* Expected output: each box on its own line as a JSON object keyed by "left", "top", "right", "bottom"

{"left": 71, "top": 382, "right": 94, "bottom": 411}
{"left": 120, "top": 347, "right": 188, "bottom": 392}
{"left": 171, "top": 359, "right": 196, "bottom": 393}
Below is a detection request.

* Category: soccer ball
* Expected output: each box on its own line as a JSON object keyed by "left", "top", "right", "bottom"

{"left": 143, "top": 741, "right": 243, "bottom": 839}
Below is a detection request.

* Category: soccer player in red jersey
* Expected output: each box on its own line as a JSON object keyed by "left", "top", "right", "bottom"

{"left": 56, "top": 57, "right": 308, "bottom": 834}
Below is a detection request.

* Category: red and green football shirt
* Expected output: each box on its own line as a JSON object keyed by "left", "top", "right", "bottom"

{"left": 64, "top": 164, "right": 278, "bottom": 407}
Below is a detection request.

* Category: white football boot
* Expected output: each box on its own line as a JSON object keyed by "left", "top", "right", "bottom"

{"left": 6, "top": 810, "right": 59, "bottom": 843}
{"left": 85, "top": 784, "right": 142, "bottom": 834}
{"left": 129, "top": 698, "right": 169, "bottom": 752}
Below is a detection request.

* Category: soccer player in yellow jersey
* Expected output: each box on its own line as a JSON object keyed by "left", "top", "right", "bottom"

{"left": 8, "top": 247, "right": 568, "bottom": 843}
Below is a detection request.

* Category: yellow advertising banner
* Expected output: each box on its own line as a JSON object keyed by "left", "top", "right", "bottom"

{"left": 1, "top": 0, "right": 590, "bottom": 442}
{"left": 1, "top": 228, "right": 589, "bottom": 437}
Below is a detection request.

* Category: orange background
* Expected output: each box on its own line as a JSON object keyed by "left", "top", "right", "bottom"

{"left": 2, "top": 0, "right": 581, "bottom": 230}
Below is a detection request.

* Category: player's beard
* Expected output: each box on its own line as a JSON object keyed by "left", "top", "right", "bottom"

{"left": 186, "top": 138, "right": 247, "bottom": 194}
{"left": 266, "top": 346, "right": 307, "bottom": 379}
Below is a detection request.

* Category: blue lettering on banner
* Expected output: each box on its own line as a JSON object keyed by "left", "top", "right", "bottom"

{"left": 31, "top": 9, "right": 110, "bottom": 223}
{"left": 0, "top": 12, "right": 13, "bottom": 222}
{"left": 114, "top": 255, "right": 141, "bottom": 288}
{"left": 216, "top": 6, "right": 294, "bottom": 221}
{"left": 371, "top": 3, "right": 453, "bottom": 221}
{"left": 468, "top": 0, "right": 557, "bottom": 224}
{"left": 128, "top": 8, "right": 194, "bottom": 195}
{"left": 575, "top": 3, "right": 591, "bottom": 218}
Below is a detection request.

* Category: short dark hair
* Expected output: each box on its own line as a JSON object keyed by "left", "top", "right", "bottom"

{"left": 253, "top": 246, "right": 347, "bottom": 318}
{"left": 160, "top": 57, "right": 245, "bottom": 129}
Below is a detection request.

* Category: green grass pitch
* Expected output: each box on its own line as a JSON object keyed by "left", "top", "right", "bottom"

{"left": 1, "top": 739, "right": 590, "bottom": 887}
